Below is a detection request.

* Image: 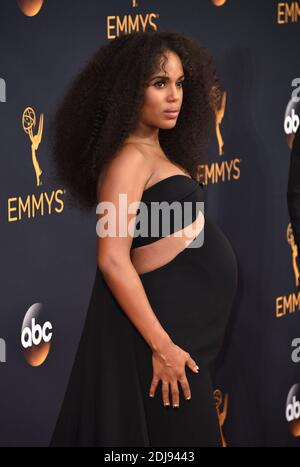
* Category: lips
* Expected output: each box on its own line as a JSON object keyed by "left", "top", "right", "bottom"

{"left": 163, "top": 110, "right": 179, "bottom": 118}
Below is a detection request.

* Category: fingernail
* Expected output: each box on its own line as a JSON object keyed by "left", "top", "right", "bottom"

{"left": 173, "top": 404, "right": 179, "bottom": 408}
{"left": 196, "top": 365, "right": 199, "bottom": 370}
{"left": 149, "top": 394, "right": 154, "bottom": 398}
{"left": 164, "top": 402, "right": 170, "bottom": 407}
{"left": 186, "top": 396, "right": 191, "bottom": 401}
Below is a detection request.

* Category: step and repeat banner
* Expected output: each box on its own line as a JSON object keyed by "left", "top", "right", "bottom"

{"left": 0, "top": 0, "right": 299, "bottom": 447}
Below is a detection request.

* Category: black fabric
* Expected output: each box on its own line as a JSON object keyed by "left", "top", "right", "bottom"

{"left": 132, "top": 175, "right": 203, "bottom": 248}
{"left": 287, "top": 127, "right": 300, "bottom": 250}
{"left": 50, "top": 175, "right": 238, "bottom": 447}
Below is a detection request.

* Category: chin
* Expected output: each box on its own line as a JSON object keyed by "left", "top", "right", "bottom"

{"left": 160, "top": 120, "right": 178, "bottom": 129}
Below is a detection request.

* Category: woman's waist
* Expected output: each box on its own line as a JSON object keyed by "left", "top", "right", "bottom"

{"left": 130, "top": 209, "right": 205, "bottom": 275}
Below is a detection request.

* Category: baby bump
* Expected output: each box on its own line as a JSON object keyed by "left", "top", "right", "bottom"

{"left": 199, "top": 216, "right": 238, "bottom": 301}
{"left": 137, "top": 218, "right": 237, "bottom": 362}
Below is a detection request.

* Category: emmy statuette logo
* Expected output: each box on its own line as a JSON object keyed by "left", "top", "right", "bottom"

{"left": 210, "top": 85, "right": 227, "bottom": 157}
{"left": 213, "top": 388, "right": 228, "bottom": 447}
{"left": 287, "top": 223, "right": 300, "bottom": 288}
{"left": 22, "top": 107, "right": 44, "bottom": 187}
{"left": 275, "top": 224, "right": 300, "bottom": 319}
{"left": 7, "top": 104, "right": 65, "bottom": 222}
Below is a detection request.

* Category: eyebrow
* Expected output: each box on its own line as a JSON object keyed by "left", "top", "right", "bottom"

{"left": 151, "top": 74, "right": 185, "bottom": 81}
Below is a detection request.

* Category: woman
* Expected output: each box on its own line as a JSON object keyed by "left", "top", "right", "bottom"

{"left": 49, "top": 30, "right": 238, "bottom": 447}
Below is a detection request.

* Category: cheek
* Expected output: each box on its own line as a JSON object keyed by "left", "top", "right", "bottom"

{"left": 143, "top": 89, "right": 163, "bottom": 113}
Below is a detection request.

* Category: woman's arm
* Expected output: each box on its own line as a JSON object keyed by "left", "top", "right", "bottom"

{"left": 96, "top": 145, "right": 199, "bottom": 407}
{"left": 96, "top": 145, "right": 171, "bottom": 354}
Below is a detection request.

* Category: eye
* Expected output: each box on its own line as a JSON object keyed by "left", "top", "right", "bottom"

{"left": 154, "top": 81, "right": 166, "bottom": 88}
{"left": 154, "top": 80, "right": 185, "bottom": 89}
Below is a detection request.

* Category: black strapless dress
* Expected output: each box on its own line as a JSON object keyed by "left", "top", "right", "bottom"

{"left": 50, "top": 175, "right": 238, "bottom": 447}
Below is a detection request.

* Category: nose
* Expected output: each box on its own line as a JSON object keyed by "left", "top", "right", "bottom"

{"left": 167, "top": 83, "right": 181, "bottom": 101}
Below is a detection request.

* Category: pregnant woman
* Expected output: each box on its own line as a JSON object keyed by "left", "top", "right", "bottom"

{"left": 49, "top": 30, "right": 238, "bottom": 447}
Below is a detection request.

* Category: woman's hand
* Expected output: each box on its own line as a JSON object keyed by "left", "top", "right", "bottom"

{"left": 149, "top": 340, "right": 199, "bottom": 408}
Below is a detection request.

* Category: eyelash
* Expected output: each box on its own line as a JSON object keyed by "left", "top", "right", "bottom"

{"left": 154, "top": 80, "right": 185, "bottom": 89}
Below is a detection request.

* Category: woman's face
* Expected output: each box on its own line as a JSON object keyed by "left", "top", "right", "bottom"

{"left": 140, "top": 51, "right": 185, "bottom": 130}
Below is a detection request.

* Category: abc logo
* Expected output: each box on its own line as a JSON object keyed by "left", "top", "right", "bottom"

{"left": 284, "top": 95, "right": 300, "bottom": 149}
{"left": 21, "top": 318, "right": 52, "bottom": 348}
{"left": 21, "top": 303, "right": 53, "bottom": 367}
{"left": 16, "top": 0, "right": 44, "bottom": 17}
{"left": 212, "top": 0, "right": 227, "bottom": 5}
{"left": 284, "top": 108, "right": 299, "bottom": 135}
{"left": 286, "top": 384, "right": 300, "bottom": 437}
{"left": 286, "top": 396, "right": 300, "bottom": 422}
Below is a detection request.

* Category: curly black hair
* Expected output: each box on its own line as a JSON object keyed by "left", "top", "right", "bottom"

{"left": 48, "top": 30, "right": 220, "bottom": 212}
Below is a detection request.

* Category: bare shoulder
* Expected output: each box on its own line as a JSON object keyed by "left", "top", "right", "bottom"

{"left": 114, "top": 142, "right": 151, "bottom": 165}
{"left": 97, "top": 143, "right": 153, "bottom": 199}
